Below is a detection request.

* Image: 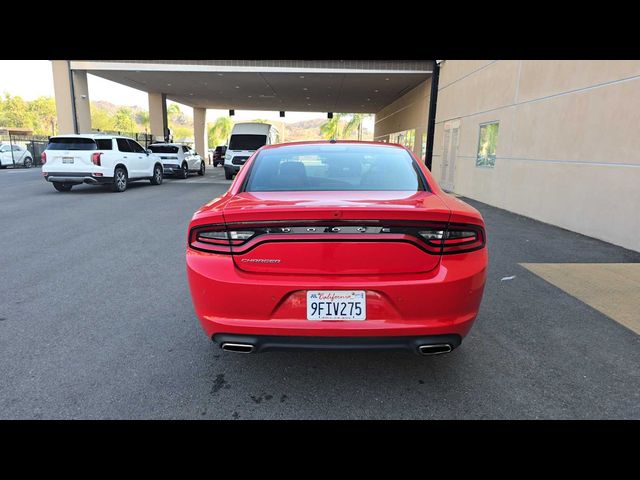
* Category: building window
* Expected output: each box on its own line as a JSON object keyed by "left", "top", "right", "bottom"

{"left": 476, "top": 122, "right": 499, "bottom": 168}
{"left": 389, "top": 129, "right": 416, "bottom": 150}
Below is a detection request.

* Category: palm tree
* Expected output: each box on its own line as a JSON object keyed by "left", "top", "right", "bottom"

{"left": 320, "top": 113, "right": 344, "bottom": 140}
{"left": 208, "top": 116, "right": 233, "bottom": 147}
{"left": 342, "top": 113, "right": 364, "bottom": 139}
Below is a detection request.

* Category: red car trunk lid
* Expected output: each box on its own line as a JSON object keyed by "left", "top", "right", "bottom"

{"left": 223, "top": 191, "right": 451, "bottom": 275}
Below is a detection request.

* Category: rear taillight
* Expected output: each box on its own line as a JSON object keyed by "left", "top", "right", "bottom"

{"left": 419, "top": 223, "right": 485, "bottom": 254}
{"left": 189, "top": 226, "right": 256, "bottom": 253}
{"left": 91, "top": 152, "right": 102, "bottom": 166}
{"left": 41, "top": 152, "right": 46, "bottom": 164}
{"left": 442, "top": 224, "right": 486, "bottom": 254}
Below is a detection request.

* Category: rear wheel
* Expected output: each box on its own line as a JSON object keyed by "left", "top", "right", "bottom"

{"left": 112, "top": 167, "right": 128, "bottom": 192}
{"left": 150, "top": 164, "right": 163, "bottom": 185}
{"left": 178, "top": 162, "right": 188, "bottom": 179}
{"left": 198, "top": 162, "right": 205, "bottom": 176}
{"left": 225, "top": 169, "right": 233, "bottom": 180}
{"left": 23, "top": 157, "right": 33, "bottom": 168}
{"left": 53, "top": 182, "right": 72, "bottom": 192}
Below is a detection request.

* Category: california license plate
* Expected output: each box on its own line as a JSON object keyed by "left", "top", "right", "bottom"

{"left": 62, "top": 157, "right": 74, "bottom": 164}
{"left": 306, "top": 290, "right": 366, "bottom": 321}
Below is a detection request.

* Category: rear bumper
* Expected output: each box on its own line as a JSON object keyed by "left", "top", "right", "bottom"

{"left": 224, "top": 164, "right": 240, "bottom": 174}
{"left": 213, "top": 333, "right": 462, "bottom": 354}
{"left": 162, "top": 164, "right": 181, "bottom": 174}
{"left": 186, "top": 249, "right": 487, "bottom": 339}
{"left": 44, "top": 172, "right": 112, "bottom": 185}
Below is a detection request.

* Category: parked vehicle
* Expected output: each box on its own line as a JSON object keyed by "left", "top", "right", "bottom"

{"left": 224, "top": 123, "right": 280, "bottom": 180}
{"left": 0, "top": 142, "right": 33, "bottom": 168}
{"left": 41, "top": 134, "right": 163, "bottom": 193}
{"left": 211, "top": 145, "right": 227, "bottom": 167}
{"left": 148, "top": 143, "right": 205, "bottom": 178}
{"left": 186, "top": 141, "right": 488, "bottom": 355}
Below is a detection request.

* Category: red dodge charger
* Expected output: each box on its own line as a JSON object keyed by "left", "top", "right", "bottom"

{"left": 186, "top": 141, "right": 487, "bottom": 355}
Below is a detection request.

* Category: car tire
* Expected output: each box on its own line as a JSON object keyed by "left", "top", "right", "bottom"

{"left": 53, "top": 182, "right": 72, "bottom": 192}
{"left": 225, "top": 170, "right": 233, "bottom": 180}
{"left": 23, "top": 157, "right": 33, "bottom": 168}
{"left": 112, "top": 167, "right": 128, "bottom": 192}
{"left": 150, "top": 164, "right": 163, "bottom": 185}
{"left": 198, "top": 162, "right": 205, "bottom": 176}
{"left": 0, "top": 165, "right": 6, "bottom": 169}
{"left": 179, "top": 162, "right": 188, "bottom": 179}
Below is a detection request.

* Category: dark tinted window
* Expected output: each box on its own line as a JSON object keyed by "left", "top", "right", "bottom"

{"left": 95, "top": 139, "right": 112, "bottom": 150}
{"left": 229, "top": 134, "right": 267, "bottom": 151}
{"left": 244, "top": 144, "right": 426, "bottom": 192}
{"left": 148, "top": 145, "right": 179, "bottom": 154}
{"left": 128, "top": 139, "right": 146, "bottom": 153}
{"left": 116, "top": 138, "right": 133, "bottom": 152}
{"left": 182, "top": 146, "right": 190, "bottom": 153}
{"left": 47, "top": 137, "right": 97, "bottom": 151}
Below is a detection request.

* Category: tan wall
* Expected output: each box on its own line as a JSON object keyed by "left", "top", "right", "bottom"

{"left": 72, "top": 70, "right": 91, "bottom": 133}
{"left": 51, "top": 61, "right": 75, "bottom": 134}
{"left": 373, "top": 79, "right": 431, "bottom": 157}
{"left": 193, "top": 107, "right": 208, "bottom": 157}
{"left": 432, "top": 60, "right": 640, "bottom": 252}
{"left": 51, "top": 61, "right": 92, "bottom": 134}
{"left": 148, "top": 92, "right": 167, "bottom": 140}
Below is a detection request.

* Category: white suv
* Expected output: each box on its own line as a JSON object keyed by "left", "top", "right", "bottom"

{"left": 0, "top": 142, "right": 34, "bottom": 168}
{"left": 41, "top": 134, "right": 164, "bottom": 193}
{"left": 147, "top": 143, "right": 205, "bottom": 179}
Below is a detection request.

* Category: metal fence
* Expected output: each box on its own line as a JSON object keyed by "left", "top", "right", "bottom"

{"left": 0, "top": 134, "right": 50, "bottom": 167}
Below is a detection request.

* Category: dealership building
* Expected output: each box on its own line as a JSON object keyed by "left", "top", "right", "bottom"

{"left": 51, "top": 60, "right": 640, "bottom": 252}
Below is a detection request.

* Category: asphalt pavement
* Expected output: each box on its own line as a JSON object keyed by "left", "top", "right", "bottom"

{"left": 0, "top": 165, "right": 638, "bottom": 419}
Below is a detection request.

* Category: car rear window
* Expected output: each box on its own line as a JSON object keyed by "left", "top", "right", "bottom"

{"left": 47, "top": 137, "right": 97, "bottom": 150}
{"left": 148, "top": 145, "right": 179, "bottom": 154}
{"left": 243, "top": 144, "right": 427, "bottom": 192}
{"left": 229, "top": 134, "right": 267, "bottom": 151}
{"left": 95, "top": 139, "right": 112, "bottom": 150}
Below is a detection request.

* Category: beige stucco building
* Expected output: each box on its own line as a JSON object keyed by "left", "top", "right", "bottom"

{"left": 374, "top": 60, "right": 640, "bottom": 253}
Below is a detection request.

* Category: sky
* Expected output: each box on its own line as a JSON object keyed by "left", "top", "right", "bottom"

{"left": 0, "top": 60, "right": 374, "bottom": 129}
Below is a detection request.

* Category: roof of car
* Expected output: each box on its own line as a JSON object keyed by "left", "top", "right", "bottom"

{"left": 149, "top": 143, "right": 190, "bottom": 147}
{"left": 49, "top": 133, "right": 131, "bottom": 139}
{"left": 260, "top": 140, "right": 407, "bottom": 150}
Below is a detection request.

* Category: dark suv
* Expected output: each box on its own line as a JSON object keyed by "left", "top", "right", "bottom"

{"left": 211, "top": 145, "right": 227, "bottom": 167}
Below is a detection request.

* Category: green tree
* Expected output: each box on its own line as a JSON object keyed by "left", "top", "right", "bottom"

{"left": 320, "top": 113, "right": 345, "bottom": 139}
{"left": 27, "top": 96, "right": 57, "bottom": 135}
{"left": 112, "top": 107, "right": 136, "bottom": 133}
{"left": 91, "top": 103, "right": 115, "bottom": 132}
{"left": 0, "top": 93, "right": 33, "bottom": 130}
{"left": 136, "top": 111, "right": 149, "bottom": 129}
{"left": 342, "top": 113, "right": 369, "bottom": 140}
{"left": 208, "top": 116, "right": 233, "bottom": 147}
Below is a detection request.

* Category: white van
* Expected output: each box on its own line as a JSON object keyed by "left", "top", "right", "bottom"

{"left": 224, "top": 123, "right": 280, "bottom": 179}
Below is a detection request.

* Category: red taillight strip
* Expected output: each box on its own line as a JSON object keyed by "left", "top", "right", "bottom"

{"left": 188, "top": 221, "right": 486, "bottom": 255}
{"left": 441, "top": 224, "right": 486, "bottom": 254}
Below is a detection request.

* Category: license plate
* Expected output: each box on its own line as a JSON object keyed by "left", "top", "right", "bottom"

{"left": 306, "top": 290, "right": 366, "bottom": 321}
{"left": 62, "top": 157, "right": 74, "bottom": 164}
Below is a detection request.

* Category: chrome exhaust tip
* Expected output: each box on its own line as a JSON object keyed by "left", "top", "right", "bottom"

{"left": 221, "top": 343, "right": 255, "bottom": 354}
{"left": 418, "top": 344, "right": 452, "bottom": 356}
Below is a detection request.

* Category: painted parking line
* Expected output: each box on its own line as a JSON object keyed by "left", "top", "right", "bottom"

{"left": 520, "top": 263, "right": 640, "bottom": 335}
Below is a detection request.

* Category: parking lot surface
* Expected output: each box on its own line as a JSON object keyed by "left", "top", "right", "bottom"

{"left": 1, "top": 166, "right": 639, "bottom": 419}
